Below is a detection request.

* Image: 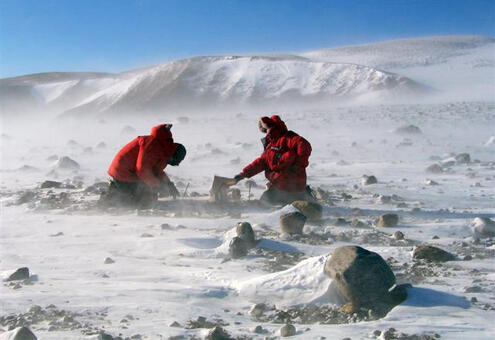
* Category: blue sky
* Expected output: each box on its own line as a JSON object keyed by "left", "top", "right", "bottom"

{"left": 1, "top": 0, "right": 494, "bottom": 78}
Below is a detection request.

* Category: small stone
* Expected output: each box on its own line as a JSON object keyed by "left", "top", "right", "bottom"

{"left": 471, "top": 297, "right": 478, "bottom": 303}
{"left": 463, "top": 255, "right": 473, "bottom": 261}
{"left": 291, "top": 200, "right": 322, "bottom": 221}
{"left": 140, "top": 233, "right": 154, "bottom": 238}
{"left": 361, "top": 175, "right": 377, "bottom": 185}
{"left": 279, "top": 212, "right": 306, "bottom": 235}
{"left": 104, "top": 257, "right": 115, "bottom": 264}
{"left": 376, "top": 214, "right": 399, "bottom": 228}
{"left": 350, "top": 219, "right": 367, "bottom": 228}
{"left": 228, "top": 237, "right": 248, "bottom": 259}
{"left": 280, "top": 324, "right": 296, "bottom": 337}
{"left": 425, "top": 179, "right": 439, "bottom": 185}
{"left": 40, "top": 180, "right": 63, "bottom": 189}
{"left": 205, "top": 326, "right": 231, "bottom": 340}
{"left": 54, "top": 156, "right": 80, "bottom": 170}
{"left": 455, "top": 153, "right": 471, "bottom": 164}
{"left": 413, "top": 245, "right": 455, "bottom": 262}
{"left": 249, "top": 303, "right": 267, "bottom": 317}
{"left": 98, "top": 332, "right": 114, "bottom": 340}
{"left": 472, "top": 217, "right": 495, "bottom": 238}
{"left": 426, "top": 164, "right": 443, "bottom": 174}
{"left": 394, "top": 125, "right": 422, "bottom": 135}
{"left": 393, "top": 231, "right": 405, "bottom": 240}
{"left": 236, "top": 222, "right": 256, "bottom": 246}
{"left": 169, "top": 321, "right": 181, "bottom": 327}
{"left": 251, "top": 325, "right": 265, "bottom": 334}
{"left": 5, "top": 267, "right": 30, "bottom": 281}
{"left": 340, "top": 302, "right": 358, "bottom": 314}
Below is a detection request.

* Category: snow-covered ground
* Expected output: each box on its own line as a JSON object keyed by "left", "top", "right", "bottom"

{"left": 1, "top": 35, "right": 495, "bottom": 339}
{"left": 1, "top": 100, "right": 494, "bottom": 339}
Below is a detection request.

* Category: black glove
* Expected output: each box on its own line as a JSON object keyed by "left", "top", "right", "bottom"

{"left": 158, "top": 180, "right": 180, "bottom": 199}
{"left": 234, "top": 174, "right": 245, "bottom": 183}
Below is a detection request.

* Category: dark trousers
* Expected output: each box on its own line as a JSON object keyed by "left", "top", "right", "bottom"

{"left": 100, "top": 179, "right": 156, "bottom": 208}
{"left": 260, "top": 185, "right": 315, "bottom": 206}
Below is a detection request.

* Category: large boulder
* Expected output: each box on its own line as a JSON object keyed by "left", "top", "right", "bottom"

{"left": 236, "top": 222, "right": 256, "bottom": 247}
{"left": 376, "top": 214, "right": 399, "bottom": 228}
{"left": 0, "top": 327, "right": 37, "bottom": 340}
{"left": 324, "top": 246, "right": 405, "bottom": 311}
{"left": 279, "top": 212, "right": 306, "bottom": 235}
{"left": 413, "top": 245, "right": 455, "bottom": 262}
{"left": 472, "top": 217, "right": 495, "bottom": 238}
{"left": 291, "top": 200, "right": 322, "bottom": 221}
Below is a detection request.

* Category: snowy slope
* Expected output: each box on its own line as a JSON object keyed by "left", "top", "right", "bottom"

{"left": 0, "top": 56, "right": 425, "bottom": 119}
{"left": 302, "top": 35, "right": 495, "bottom": 100}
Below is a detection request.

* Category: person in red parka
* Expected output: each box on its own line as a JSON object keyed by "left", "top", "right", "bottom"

{"left": 234, "top": 115, "right": 313, "bottom": 205}
{"left": 103, "top": 124, "right": 186, "bottom": 208}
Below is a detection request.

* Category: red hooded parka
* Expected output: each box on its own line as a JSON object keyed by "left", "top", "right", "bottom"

{"left": 240, "top": 115, "right": 312, "bottom": 192}
{"left": 108, "top": 124, "right": 177, "bottom": 189}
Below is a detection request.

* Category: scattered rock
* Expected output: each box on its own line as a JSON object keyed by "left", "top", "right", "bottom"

{"left": 472, "top": 217, "right": 495, "bottom": 238}
{"left": 362, "top": 175, "right": 378, "bottom": 185}
{"left": 324, "top": 246, "right": 405, "bottom": 312}
{"left": 426, "top": 164, "right": 443, "bottom": 174}
{"left": 394, "top": 125, "right": 422, "bottom": 135}
{"left": 425, "top": 179, "right": 439, "bottom": 186}
{"left": 98, "top": 332, "right": 114, "bottom": 340}
{"left": 205, "top": 326, "right": 231, "bottom": 340}
{"left": 140, "top": 233, "right": 154, "bottom": 238}
{"left": 104, "top": 257, "right": 115, "bottom": 264}
{"left": 0, "top": 326, "right": 37, "bottom": 340}
{"left": 249, "top": 303, "right": 268, "bottom": 318}
{"left": 279, "top": 212, "right": 306, "bottom": 235}
{"left": 376, "top": 214, "right": 399, "bottom": 228}
{"left": 455, "top": 153, "right": 471, "bottom": 164}
{"left": 291, "top": 200, "right": 322, "bottom": 221}
{"left": 16, "top": 191, "right": 37, "bottom": 205}
{"left": 280, "top": 324, "right": 296, "bottom": 337}
{"left": 236, "top": 222, "right": 256, "bottom": 246}
{"left": 229, "top": 237, "right": 248, "bottom": 259}
{"left": 251, "top": 325, "right": 266, "bottom": 334}
{"left": 5, "top": 267, "right": 30, "bottom": 281}
{"left": 169, "top": 321, "right": 181, "bottom": 327}
{"left": 40, "top": 180, "right": 63, "bottom": 189}
{"left": 350, "top": 219, "right": 367, "bottom": 228}
{"left": 393, "top": 231, "right": 405, "bottom": 240}
{"left": 413, "top": 245, "right": 455, "bottom": 262}
{"left": 54, "top": 156, "right": 80, "bottom": 170}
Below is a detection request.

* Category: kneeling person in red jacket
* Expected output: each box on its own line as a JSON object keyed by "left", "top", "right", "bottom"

{"left": 234, "top": 115, "right": 313, "bottom": 205}
{"left": 105, "top": 124, "right": 186, "bottom": 208}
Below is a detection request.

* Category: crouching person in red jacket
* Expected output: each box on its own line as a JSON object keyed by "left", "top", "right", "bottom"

{"left": 234, "top": 115, "right": 314, "bottom": 205}
{"left": 103, "top": 124, "right": 186, "bottom": 208}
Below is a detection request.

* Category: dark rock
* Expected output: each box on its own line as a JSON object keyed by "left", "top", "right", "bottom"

{"left": 229, "top": 237, "right": 248, "bottom": 259}
{"left": 251, "top": 325, "right": 265, "bottom": 334}
{"left": 376, "top": 214, "right": 399, "bottom": 228}
{"left": 5, "top": 267, "right": 30, "bottom": 281}
{"left": 324, "top": 246, "right": 404, "bottom": 311}
{"left": 413, "top": 245, "right": 455, "bottom": 262}
{"left": 426, "top": 164, "right": 443, "bottom": 174}
{"left": 455, "top": 153, "right": 471, "bottom": 164}
{"left": 249, "top": 303, "right": 267, "bottom": 317}
{"left": 104, "top": 257, "right": 115, "bottom": 264}
{"left": 169, "top": 321, "right": 181, "bottom": 327}
{"left": 236, "top": 222, "right": 256, "bottom": 246}
{"left": 279, "top": 212, "right": 306, "bottom": 235}
{"left": 205, "top": 326, "right": 231, "bottom": 340}
{"left": 291, "top": 200, "right": 322, "bottom": 221}
{"left": 361, "top": 175, "right": 377, "bottom": 185}
{"left": 98, "top": 332, "right": 114, "bottom": 340}
{"left": 335, "top": 218, "right": 349, "bottom": 226}
{"left": 280, "top": 324, "right": 296, "bottom": 337}
{"left": 394, "top": 125, "right": 422, "bottom": 135}
{"left": 40, "top": 180, "right": 63, "bottom": 189}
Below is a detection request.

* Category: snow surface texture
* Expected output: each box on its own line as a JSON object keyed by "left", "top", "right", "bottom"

{"left": 1, "top": 101, "right": 495, "bottom": 339}
{"left": 1, "top": 35, "right": 495, "bottom": 339}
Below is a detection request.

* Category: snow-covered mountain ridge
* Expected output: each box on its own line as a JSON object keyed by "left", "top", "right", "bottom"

{"left": 1, "top": 35, "right": 493, "bottom": 118}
